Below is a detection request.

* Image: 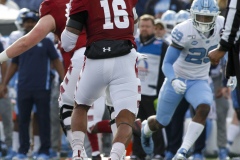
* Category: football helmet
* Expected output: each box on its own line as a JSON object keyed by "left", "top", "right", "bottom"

{"left": 15, "top": 8, "right": 30, "bottom": 30}
{"left": 15, "top": 9, "right": 39, "bottom": 31}
{"left": 161, "top": 10, "right": 176, "bottom": 33}
{"left": 175, "top": 10, "right": 190, "bottom": 25}
{"left": 190, "top": 0, "right": 220, "bottom": 33}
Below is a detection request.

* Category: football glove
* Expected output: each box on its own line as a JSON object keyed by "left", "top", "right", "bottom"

{"left": 171, "top": 79, "right": 187, "bottom": 94}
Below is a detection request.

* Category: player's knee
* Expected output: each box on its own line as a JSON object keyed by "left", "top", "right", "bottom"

{"left": 196, "top": 103, "right": 210, "bottom": 118}
{"left": 59, "top": 104, "right": 74, "bottom": 134}
{"left": 115, "top": 109, "right": 135, "bottom": 128}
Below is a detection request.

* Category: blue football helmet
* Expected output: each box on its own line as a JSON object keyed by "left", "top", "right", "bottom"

{"left": 161, "top": 10, "right": 176, "bottom": 33}
{"left": 15, "top": 8, "right": 30, "bottom": 30}
{"left": 175, "top": 10, "right": 190, "bottom": 24}
{"left": 190, "top": 0, "right": 220, "bottom": 33}
{"left": 15, "top": 9, "right": 39, "bottom": 31}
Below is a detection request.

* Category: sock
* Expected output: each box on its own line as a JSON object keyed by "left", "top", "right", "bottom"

{"left": 95, "top": 120, "right": 112, "bottom": 133}
{"left": 180, "top": 121, "right": 204, "bottom": 151}
{"left": 12, "top": 131, "right": 19, "bottom": 152}
{"left": 110, "top": 142, "right": 125, "bottom": 160}
{"left": 87, "top": 132, "right": 100, "bottom": 153}
{"left": 72, "top": 131, "right": 85, "bottom": 157}
{"left": 226, "top": 124, "right": 240, "bottom": 149}
{"left": 33, "top": 135, "right": 41, "bottom": 153}
{"left": 143, "top": 120, "right": 153, "bottom": 136}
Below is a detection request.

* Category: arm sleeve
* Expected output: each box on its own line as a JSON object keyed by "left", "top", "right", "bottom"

{"left": 219, "top": 0, "right": 240, "bottom": 51}
{"left": 162, "top": 45, "right": 181, "bottom": 82}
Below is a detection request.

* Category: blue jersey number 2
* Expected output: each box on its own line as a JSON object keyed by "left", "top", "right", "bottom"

{"left": 185, "top": 45, "right": 217, "bottom": 64}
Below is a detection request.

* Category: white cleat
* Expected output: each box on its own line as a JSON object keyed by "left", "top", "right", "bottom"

{"left": 72, "top": 148, "right": 88, "bottom": 160}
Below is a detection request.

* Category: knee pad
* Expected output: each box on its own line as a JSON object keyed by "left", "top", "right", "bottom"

{"left": 107, "top": 105, "right": 117, "bottom": 135}
{"left": 59, "top": 104, "right": 73, "bottom": 135}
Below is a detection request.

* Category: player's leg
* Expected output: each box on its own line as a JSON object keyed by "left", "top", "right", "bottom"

{"left": 87, "top": 97, "right": 105, "bottom": 159}
{"left": 141, "top": 78, "right": 184, "bottom": 156}
{"left": 108, "top": 49, "right": 140, "bottom": 160}
{"left": 174, "top": 80, "right": 212, "bottom": 160}
{"left": 58, "top": 48, "right": 87, "bottom": 157}
{"left": 73, "top": 57, "right": 107, "bottom": 159}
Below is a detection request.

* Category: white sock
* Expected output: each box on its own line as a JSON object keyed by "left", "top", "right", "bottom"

{"left": 180, "top": 121, "right": 204, "bottom": 151}
{"left": 226, "top": 124, "right": 240, "bottom": 149}
{"left": 33, "top": 135, "right": 41, "bottom": 153}
{"left": 72, "top": 131, "right": 85, "bottom": 157}
{"left": 110, "top": 142, "right": 125, "bottom": 160}
{"left": 12, "top": 131, "right": 19, "bottom": 152}
{"left": 143, "top": 120, "right": 153, "bottom": 136}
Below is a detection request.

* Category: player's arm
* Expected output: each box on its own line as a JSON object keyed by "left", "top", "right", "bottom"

{"left": 0, "top": 15, "right": 56, "bottom": 62}
{"left": 162, "top": 43, "right": 183, "bottom": 82}
{"left": 61, "top": 11, "right": 88, "bottom": 52}
{"left": 133, "top": 7, "right": 138, "bottom": 36}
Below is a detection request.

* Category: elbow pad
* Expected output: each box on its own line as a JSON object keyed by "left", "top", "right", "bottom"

{"left": 61, "top": 29, "right": 78, "bottom": 52}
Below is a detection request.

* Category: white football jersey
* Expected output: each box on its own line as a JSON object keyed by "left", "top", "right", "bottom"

{"left": 171, "top": 16, "right": 224, "bottom": 80}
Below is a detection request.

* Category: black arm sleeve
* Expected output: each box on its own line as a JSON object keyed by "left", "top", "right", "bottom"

{"left": 67, "top": 11, "right": 88, "bottom": 31}
{"left": 219, "top": 0, "right": 240, "bottom": 51}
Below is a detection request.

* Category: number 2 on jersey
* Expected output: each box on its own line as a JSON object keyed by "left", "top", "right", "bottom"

{"left": 185, "top": 45, "right": 217, "bottom": 64}
{"left": 100, "top": 0, "right": 129, "bottom": 29}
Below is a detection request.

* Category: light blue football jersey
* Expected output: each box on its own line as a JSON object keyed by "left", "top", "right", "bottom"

{"left": 171, "top": 16, "right": 224, "bottom": 80}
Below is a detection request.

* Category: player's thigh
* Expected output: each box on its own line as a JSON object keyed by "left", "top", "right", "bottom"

{"left": 109, "top": 49, "right": 139, "bottom": 117}
{"left": 185, "top": 80, "right": 213, "bottom": 109}
{"left": 156, "top": 79, "right": 184, "bottom": 126}
{"left": 74, "top": 58, "right": 106, "bottom": 106}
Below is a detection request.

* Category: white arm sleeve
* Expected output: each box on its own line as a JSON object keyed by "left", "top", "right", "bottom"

{"left": 132, "top": 7, "right": 138, "bottom": 36}
{"left": 61, "top": 29, "right": 79, "bottom": 52}
{"left": 134, "top": 22, "right": 138, "bottom": 37}
{"left": 132, "top": 7, "right": 138, "bottom": 21}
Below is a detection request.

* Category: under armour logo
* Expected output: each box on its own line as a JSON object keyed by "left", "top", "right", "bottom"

{"left": 103, "top": 47, "right": 111, "bottom": 52}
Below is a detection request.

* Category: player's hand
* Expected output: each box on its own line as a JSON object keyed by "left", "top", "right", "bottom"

{"left": 171, "top": 79, "right": 187, "bottom": 94}
{"left": 137, "top": 52, "right": 148, "bottom": 61}
{"left": 227, "top": 76, "right": 237, "bottom": 91}
{"left": 208, "top": 48, "right": 226, "bottom": 65}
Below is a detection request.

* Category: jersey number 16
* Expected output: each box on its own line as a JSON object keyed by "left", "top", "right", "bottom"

{"left": 100, "top": 0, "right": 129, "bottom": 29}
